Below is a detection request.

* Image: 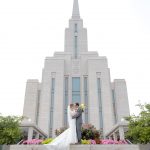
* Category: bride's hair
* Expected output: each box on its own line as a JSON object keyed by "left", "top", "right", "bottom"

{"left": 70, "top": 104, "right": 74, "bottom": 108}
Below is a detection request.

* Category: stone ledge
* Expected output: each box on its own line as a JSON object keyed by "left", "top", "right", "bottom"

{"left": 70, "top": 145, "right": 140, "bottom": 150}
{"left": 9, "top": 144, "right": 150, "bottom": 150}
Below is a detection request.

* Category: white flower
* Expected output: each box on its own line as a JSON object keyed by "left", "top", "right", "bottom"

{"left": 80, "top": 103, "right": 86, "bottom": 110}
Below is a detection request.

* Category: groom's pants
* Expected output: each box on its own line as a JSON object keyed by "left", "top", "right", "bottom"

{"left": 76, "top": 123, "right": 82, "bottom": 142}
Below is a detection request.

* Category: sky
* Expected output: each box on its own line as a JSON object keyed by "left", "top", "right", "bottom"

{"left": 0, "top": 0, "right": 150, "bottom": 116}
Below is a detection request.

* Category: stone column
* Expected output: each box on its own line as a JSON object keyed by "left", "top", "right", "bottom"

{"left": 35, "top": 132, "right": 40, "bottom": 139}
{"left": 119, "top": 126, "right": 125, "bottom": 140}
{"left": 28, "top": 127, "right": 33, "bottom": 140}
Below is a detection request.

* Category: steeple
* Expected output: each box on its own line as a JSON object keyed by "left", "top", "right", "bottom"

{"left": 64, "top": 0, "right": 88, "bottom": 54}
{"left": 72, "top": 0, "right": 80, "bottom": 19}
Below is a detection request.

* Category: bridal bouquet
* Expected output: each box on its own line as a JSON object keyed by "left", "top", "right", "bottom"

{"left": 80, "top": 103, "right": 86, "bottom": 111}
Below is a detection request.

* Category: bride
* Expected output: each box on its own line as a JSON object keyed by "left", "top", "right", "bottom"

{"left": 45, "top": 104, "right": 78, "bottom": 150}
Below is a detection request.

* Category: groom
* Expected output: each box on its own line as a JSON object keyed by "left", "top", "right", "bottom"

{"left": 72, "top": 103, "right": 83, "bottom": 144}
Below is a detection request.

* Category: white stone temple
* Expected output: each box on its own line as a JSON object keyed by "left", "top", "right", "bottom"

{"left": 22, "top": 0, "right": 130, "bottom": 139}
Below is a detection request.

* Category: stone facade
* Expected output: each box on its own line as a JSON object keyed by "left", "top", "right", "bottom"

{"left": 22, "top": 0, "right": 130, "bottom": 138}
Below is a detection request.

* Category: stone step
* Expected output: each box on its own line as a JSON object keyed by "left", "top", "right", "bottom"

{"left": 70, "top": 145, "right": 150, "bottom": 150}
{"left": 9, "top": 144, "right": 150, "bottom": 150}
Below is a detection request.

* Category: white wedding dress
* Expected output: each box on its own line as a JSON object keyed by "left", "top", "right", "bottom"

{"left": 45, "top": 106, "right": 78, "bottom": 150}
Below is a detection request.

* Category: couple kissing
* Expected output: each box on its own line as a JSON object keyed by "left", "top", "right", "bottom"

{"left": 45, "top": 102, "right": 83, "bottom": 150}
{"left": 70, "top": 103, "right": 83, "bottom": 144}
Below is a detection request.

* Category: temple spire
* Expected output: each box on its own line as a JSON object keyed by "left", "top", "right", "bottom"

{"left": 72, "top": 0, "right": 80, "bottom": 19}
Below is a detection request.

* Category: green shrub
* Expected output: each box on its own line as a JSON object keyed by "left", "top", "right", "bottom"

{"left": 42, "top": 138, "right": 54, "bottom": 144}
{"left": 125, "top": 103, "right": 150, "bottom": 144}
{"left": 0, "top": 115, "right": 23, "bottom": 144}
{"left": 81, "top": 124, "right": 101, "bottom": 140}
{"left": 81, "top": 139, "right": 90, "bottom": 144}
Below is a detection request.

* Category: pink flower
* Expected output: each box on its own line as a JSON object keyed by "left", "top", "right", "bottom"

{"left": 23, "top": 139, "right": 43, "bottom": 145}
{"left": 101, "top": 139, "right": 114, "bottom": 144}
{"left": 90, "top": 140, "right": 96, "bottom": 144}
{"left": 101, "top": 139, "right": 128, "bottom": 145}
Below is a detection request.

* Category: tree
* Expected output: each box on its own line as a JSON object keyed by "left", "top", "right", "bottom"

{"left": 125, "top": 103, "right": 150, "bottom": 144}
{"left": 0, "top": 114, "right": 23, "bottom": 144}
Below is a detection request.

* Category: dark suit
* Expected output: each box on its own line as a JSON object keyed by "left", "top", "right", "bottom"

{"left": 72, "top": 107, "right": 83, "bottom": 142}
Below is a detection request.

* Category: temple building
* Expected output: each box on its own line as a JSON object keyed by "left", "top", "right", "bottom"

{"left": 22, "top": 0, "right": 130, "bottom": 139}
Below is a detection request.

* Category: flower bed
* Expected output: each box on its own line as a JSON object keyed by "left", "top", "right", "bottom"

{"left": 42, "top": 138, "right": 53, "bottom": 144}
{"left": 22, "top": 138, "right": 54, "bottom": 145}
{"left": 81, "top": 139, "right": 128, "bottom": 145}
{"left": 23, "top": 139, "right": 43, "bottom": 145}
{"left": 22, "top": 138, "right": 128, "bottom": 145}
{"left": 101, "top": 139, "right": 128, "bottom": 144}
{"left": 81, "top": 124, "right": 101, "bottom": 140}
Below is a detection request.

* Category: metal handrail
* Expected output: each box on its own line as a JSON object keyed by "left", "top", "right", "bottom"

{"left": 125, "top": 139, "right": 132, "bottom": 144}
{"left": 17, "top": 140, "right": 24, "bottom": 145}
